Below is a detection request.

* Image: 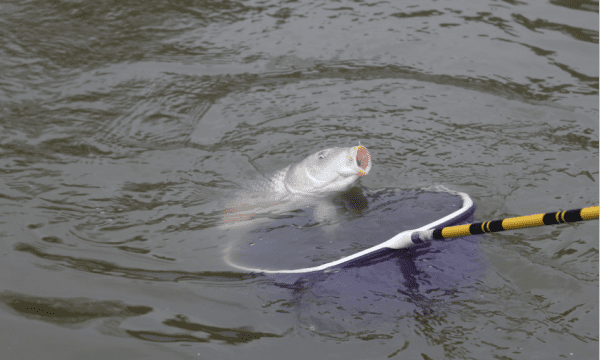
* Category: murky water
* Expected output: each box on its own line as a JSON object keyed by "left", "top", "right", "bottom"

{"left": 0, "top": 0, "right": 598, "bottom": 359}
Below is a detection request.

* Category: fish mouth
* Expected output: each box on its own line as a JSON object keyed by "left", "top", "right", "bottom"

{"left": 353, "top": 144, "right": 372, "bottom": 177}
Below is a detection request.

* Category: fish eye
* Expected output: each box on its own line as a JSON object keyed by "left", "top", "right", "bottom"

{"left": 317, "top": 151, "right": 326, "bottom": 159}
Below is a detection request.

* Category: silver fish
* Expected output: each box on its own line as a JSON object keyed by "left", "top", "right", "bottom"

{"left": 221, "top": 144, "right": 372, "bottom": 229}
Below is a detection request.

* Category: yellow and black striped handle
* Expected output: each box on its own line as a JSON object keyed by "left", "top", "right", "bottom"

{"left": 412, "top": 206, "right": 599, "bottom": 242}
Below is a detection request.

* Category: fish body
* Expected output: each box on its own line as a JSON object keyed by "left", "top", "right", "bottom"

{"left": 221, "top": 144, "right": 372, "bottom": 229}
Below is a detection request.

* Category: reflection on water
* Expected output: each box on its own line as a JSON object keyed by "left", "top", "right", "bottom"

{"left": 1, "top": 291, "right": 152, "bottom": 324}
{"left": 0, "top": 0, "right": 597, "bottom": 359}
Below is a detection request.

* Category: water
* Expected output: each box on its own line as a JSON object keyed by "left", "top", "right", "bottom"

{"left": 0, "top": 0, "right": 598, "bottom": 359}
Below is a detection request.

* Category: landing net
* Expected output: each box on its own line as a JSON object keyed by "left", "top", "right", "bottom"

{"left": 224, "top": 186, "right": 475, "bottom": 274}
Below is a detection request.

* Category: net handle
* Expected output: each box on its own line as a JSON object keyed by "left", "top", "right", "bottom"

{"left": 412, "top": 206, "right": 599, "bottom": 242}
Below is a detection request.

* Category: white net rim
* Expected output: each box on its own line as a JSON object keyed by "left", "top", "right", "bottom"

{"left": 224, "top": 186, "right": 474, "bottom": 274}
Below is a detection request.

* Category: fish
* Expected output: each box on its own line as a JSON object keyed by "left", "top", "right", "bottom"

{"left": 221, "top": 143, "right": 372, "bottom": 229}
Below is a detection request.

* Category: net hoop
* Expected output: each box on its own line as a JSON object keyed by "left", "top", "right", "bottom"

{"left": 224, "top": 186, "right": 475, "bottom": 274}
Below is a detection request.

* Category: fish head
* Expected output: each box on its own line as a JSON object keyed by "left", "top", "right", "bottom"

{"left": 284, "top": 144, "right": 372, "bottom": 195}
